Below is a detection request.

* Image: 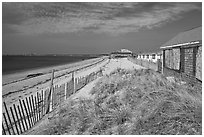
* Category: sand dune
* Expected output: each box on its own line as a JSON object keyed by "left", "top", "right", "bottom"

{"left": 23, "top": 57, "right": 146, "bottom": 135}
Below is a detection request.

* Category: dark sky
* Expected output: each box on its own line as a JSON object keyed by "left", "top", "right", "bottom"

{"left": 2, "top": 2, "right": 202, "bottom": 55}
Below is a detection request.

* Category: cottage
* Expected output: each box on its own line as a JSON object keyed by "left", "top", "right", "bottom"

{"left": 137, "top": 52, "right": 161, "bottom": 63}
{"left": 110, "top": 49, "right": 132, "bottom": 58}
{"left": 160, "top": 26, "right": 202, "bottom": 88}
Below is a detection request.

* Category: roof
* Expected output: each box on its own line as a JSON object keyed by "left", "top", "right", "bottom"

{"left": 120, "top": 49, "right": 132, "bottom": 53}
{"left": 111, "top": 52, "right": 132, "bottom": 54}
{"left": 111, "top": 49, "right": 132, "bottom": 54}
{"left": 137, "top": 51, "right": 162, "bottom": 55}
{"left": 160, "top": 26, "right": 202, "bottom": 49}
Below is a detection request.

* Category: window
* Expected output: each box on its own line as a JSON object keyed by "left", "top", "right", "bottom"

{"left": 165, "top": 48, "right": 180, "bottom": 70}
{"left": 152, "top": 54, "right": 156, "bottom": 59}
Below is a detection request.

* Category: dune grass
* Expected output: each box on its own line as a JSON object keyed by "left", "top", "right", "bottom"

{"left": 40, "top": 68, "right": 202, "bottom": 135}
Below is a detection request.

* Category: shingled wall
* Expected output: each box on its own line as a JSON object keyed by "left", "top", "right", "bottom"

{"left": 162, "top": 44, "right": 202, "bottom": 90}
{"left": 196, "top": 46, "right": 202, "bottom": 81}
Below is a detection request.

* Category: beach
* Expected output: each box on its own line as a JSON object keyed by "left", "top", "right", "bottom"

{"left": 2, "top": 57, "right": 108, "bottom": 110}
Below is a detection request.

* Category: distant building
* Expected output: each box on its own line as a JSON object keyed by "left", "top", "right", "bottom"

{"left": 110, "top": 49, "right": 133, "bottom": 58}
{"left": 137, "top": 52, "right": 161, "bottom": 63}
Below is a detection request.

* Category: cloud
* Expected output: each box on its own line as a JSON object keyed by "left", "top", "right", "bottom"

{"left": 2, "top": 2, "right": 201, "bottom": 35}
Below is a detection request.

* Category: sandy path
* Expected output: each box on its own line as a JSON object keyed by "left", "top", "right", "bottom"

{"left": 70, "top": 58, "right": 146, "bottom": 100}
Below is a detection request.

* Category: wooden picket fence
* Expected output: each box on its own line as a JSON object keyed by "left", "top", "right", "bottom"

{"left": 2, "top": 69, "right": 103, "bottom": 135}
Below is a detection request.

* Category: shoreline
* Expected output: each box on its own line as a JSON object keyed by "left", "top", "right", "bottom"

{"left": 2, "top": 57, "right": 108, "bottom": 108}
{"left": 2, "top": 57, "right": 101, "bottom": 86}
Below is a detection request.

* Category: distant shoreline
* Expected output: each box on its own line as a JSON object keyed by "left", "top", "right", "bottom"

{"left": 3, "top": 55, "right": 100, "bottom": 75}
{"left": 2, "top": 57, "right": 103, "bottom": 85}
{"left": 2, "top": 57, "right": 106, "bottom": 108}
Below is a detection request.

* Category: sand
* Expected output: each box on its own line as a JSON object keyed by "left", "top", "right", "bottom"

{"left": 24, "top": 58, "right": 145, "bottom": 135}
{"left": 71, "top": 58, "right": 146, "bottom": 100}
{"left": 2, "top": 57, "right": 109, "bottom": 111}
{"left": 23, "top": 57, "right": 146, "bottom": 135}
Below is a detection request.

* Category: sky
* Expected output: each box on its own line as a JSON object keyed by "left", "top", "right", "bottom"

{"left": 2, "top": 2, "right": 202, "bottom": 55}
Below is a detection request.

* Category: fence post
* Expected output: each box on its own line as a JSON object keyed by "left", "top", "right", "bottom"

{"left": 162, "top": 50, "right": 165, "bottom": 74}
{"left": 64, "top": 82, "right": 67, "bottom": 101}
{"left": 52, "top": 86, "right": 56, "bottom": 109}
{"left": 75, "top": 78, "right": 77, "bottom": 92}
{"left": 66, "top": 82, "right": 69, "bottom": 99}
{"left": 72, "top": 71, "right": 76, "bottom": 94}
{"left": 41, "top": 90, "right": 44, "bottom": 117}
{"left": 46, "top": 69, "right": 54, "bottom": 114}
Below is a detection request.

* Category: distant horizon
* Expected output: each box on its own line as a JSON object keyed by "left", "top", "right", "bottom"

{"left": 2, "top": 53, "right": 109, "bottom": 56}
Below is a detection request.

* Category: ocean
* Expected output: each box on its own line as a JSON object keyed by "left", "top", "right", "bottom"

{"left": 2, "top": 55, "right": 97, "bottom": 75}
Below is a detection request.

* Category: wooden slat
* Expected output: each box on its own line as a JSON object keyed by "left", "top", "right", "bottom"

{"left": 2, "top": 123, "right": 6, "bottom": 135}
{"left": 44, "top": 89, "right": 47, "bottom": 115}
{"left": 26, "top": 97, "right": 33, "bottom": 127}
{"left": 31, "top": 95, "right": 36, "bottom": 124}
{"left": 13, "top": 104, "right": 23, "bottom": 134}
{"left": 66, "top": 82, "right": 69, "bottom": 99}
{"left": 37, "top": 92, "right": 41, "bottom": 119}
{"left": 17, "top": 105, "right": 26, "bottom": 132}
{"left": 3, "top": 113, "right": 11, "bottom": 135}
{"left": 41, "top": 90, "right": 44, "bottom": 117}
{"left": 64, "top": 82, "right": 67, "bottom": 100}
{"left": 19, "top": 99, "right": 29, "bottom": 130}
{"left": 46, "top": 69, "right": 55, "bottom": 114}
{"left": 22, "top": 99, "right": 32, "bottom": 128}
{"left": 54, "top": 86, "right": 57, "bottom": 108}
{"left": 28, "top": 96, "right": 34, "bottom": 126}
{"left": 3, "top": 102, "right": 15, "bottom": 134}
{"left": 9, "top": 106, "right": 20, "bottom": 135}
{"left": 52, "top": 86, "right": 55, "bottom": 109}
{"left": 35, "top": 96, "right": 39, "bottom": 122}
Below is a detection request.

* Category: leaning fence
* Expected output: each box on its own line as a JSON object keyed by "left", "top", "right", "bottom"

{"left": 2, "top": 59, "right": 105, "bottom": 135}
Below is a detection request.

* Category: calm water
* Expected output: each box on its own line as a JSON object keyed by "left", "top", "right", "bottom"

{"left": 3, "top": 55, "right": 97, "bottom": 75}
